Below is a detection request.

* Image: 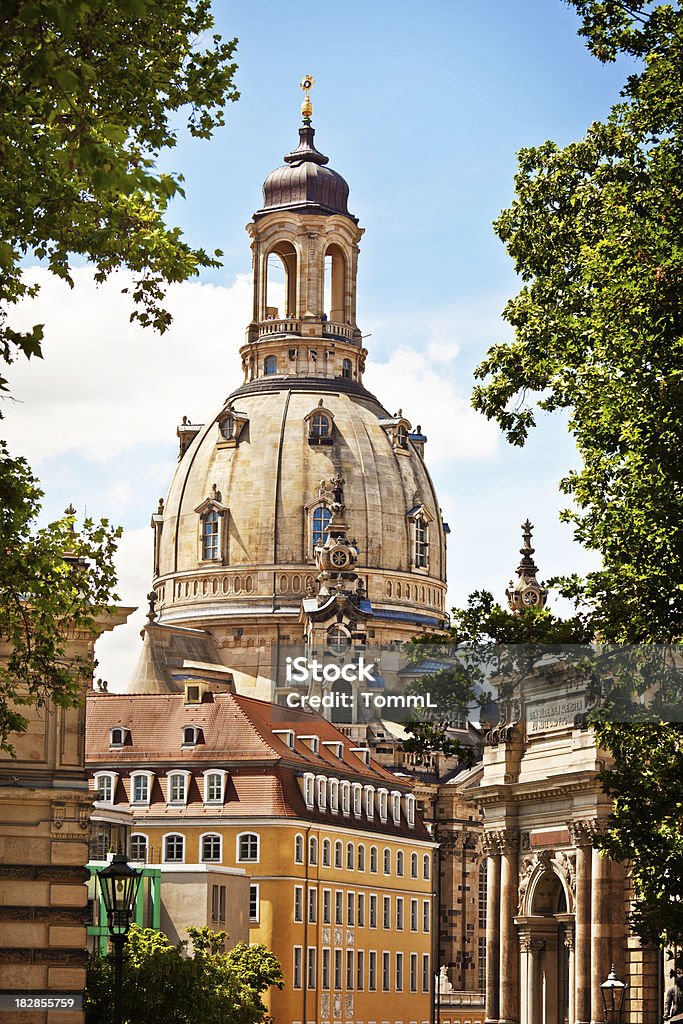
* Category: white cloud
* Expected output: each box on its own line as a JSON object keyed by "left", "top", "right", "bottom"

{"left": 94, "top": 527, "right": 150, "bottom": 692}
{"left": 3, "top": 267, "right": 250, "bottom": 464}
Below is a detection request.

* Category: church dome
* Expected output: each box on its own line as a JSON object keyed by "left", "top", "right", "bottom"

{"left": 259, "top": 126, "right": 352, "bottom": 219}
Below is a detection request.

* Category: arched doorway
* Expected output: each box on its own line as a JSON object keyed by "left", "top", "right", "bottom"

{"left": 519, "top": 869, "right": 573, "bottom": 1024}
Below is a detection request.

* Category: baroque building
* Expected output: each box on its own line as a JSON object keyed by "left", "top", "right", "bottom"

{"left": 141, "top": 80, "right": 449, "bottom": 707}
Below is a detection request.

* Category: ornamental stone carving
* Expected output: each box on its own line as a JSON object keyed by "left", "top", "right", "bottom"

{"left": 517, "top": 848, "right": 577, "bottom": 915}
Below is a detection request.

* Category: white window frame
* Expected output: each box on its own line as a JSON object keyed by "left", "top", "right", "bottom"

{"left": 383, "top": 847, "right": 391, "bottom": 875}
{"left": 352, "top": 782, "right": 362, "bottom": 817}
{"left": 203, "top": 769, "right": 228, "bottom": 805}
{"left": 329, "top": 777, "right": 339, "bottom": 812}
{"left": 405, "top": 793, "right": 416, "bottom": 827}
{"left": 302, "top": 772, "right": 315, "bottom": 809}
{"left": 94, "top": 771, "right": 117, "bottom": 805}
{"left": 369, "top": 845, "right": 378, "bottom": 873}
{"left": 422, "top": 898, "right": 431, "bottom": 933}
{"left": 199, "top": 832, "right": 222, "bottom": 863}
{"left": 316, "top": 775, "right": 327, "bottom": 810}
{"left": 357, "top": 843, "right": 366, "bottom": 872}
{"left": 294, "top": 833, "right": 305, "bottom": 864}
{"left": 309, "top": 835, "right": 318, "bottom": 866}
{"left": 236, "top": 831, "right": 260, "bottom": 863}
{"left": 410, "top": 852, "right": 419, "bottom": 878}
{"left": 334, "top": 839, "right": 343, "bottom": 868}
{"left": 377, "top": 787, "right": 388, "bottom": 822}
{"left": 109, "top": 727, "right": 128, "bottom": 748}
{"left": 182, "top": 725, "right": 200, "bottom": 747}
{"left": 130, "top": 770, "right": 153, "bottom": 806}
{"left": 167, "top": 769, "right": 191, "bottom": 806}
{"left": 410, "top": 898, "right": 418, "bottom": 932}
{"left": 391, "top": 790, "right": 402, "bottom": 825}
{"left": 322, "top": 837, "right": 331, "bottom": 867}
{"left": 294, "top": 885, "right": 304, "bottom": 923}
{"left": 346, "top": 841, "right": 354, "bottom": 871}
{"left": 293, "top": 946, "right": 303, "bottom": 989}
{"left": 364, "top": 784, "right": 375, "bottom": 818}
{"left": 162, "top": 832, "right": 185, "bottom": 863}
{"left": 423, "top": 853, "right": 431, "bottom": 880}
{"left": 340, "top": 780, "right": 351, "bottom": 815}
{"left": 129, "top": 832, "right": 148, "bottom": 863}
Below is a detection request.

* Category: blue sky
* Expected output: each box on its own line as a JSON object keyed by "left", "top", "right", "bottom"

{"left": 4, "top": 1, "right": 637, "bottom": 685}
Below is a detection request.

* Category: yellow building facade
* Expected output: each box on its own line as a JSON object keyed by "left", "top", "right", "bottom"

{"left": 86, "top": 688, "right": 435, "bottom": 1024}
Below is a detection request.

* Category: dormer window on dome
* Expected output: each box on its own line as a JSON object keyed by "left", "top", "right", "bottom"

{"left": 217, "top": 406, "right": 248, "bottom": 448}
{"left": 195, "top": 485, "right": 228, "bottom": 564}
{"left": 305, "top": 400, "right": 334, "bottom": 446}
{"left": 407, "top": 504, "right": 434, "bottom": 571}
{"left": 380, "top": 411, "right": 413, "bottom": 455}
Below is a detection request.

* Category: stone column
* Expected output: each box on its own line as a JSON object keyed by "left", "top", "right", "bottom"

{"left": 565, "top": 932, "right": 575, "bottom": 1024}
{"left": 591, "top": 839, "right": 611, "bottom": 1023}
{"left": 499, "top": 830, "right": 520, "bottom": 1024}
{"left": 570, "top": 822, "right": 593, "bottom": 1024}
{"left": 484, "top": 834, "right": 501, "bottom": 1023}
{"left": 524, "top": 939, "right": 544, "bottom": 1024}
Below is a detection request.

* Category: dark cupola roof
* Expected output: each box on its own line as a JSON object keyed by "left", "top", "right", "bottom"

{"left": 257, "top": 125, "right": 354, "bottom": 220}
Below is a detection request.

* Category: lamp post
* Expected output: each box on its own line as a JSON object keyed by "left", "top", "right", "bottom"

{"left": 97, "top": 852, "right": 142, "bottom": 1024}
{"left": 600, "top": 965, "right": 627, "bottom": 1024}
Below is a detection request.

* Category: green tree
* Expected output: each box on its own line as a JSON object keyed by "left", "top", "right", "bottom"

{"left": 85, "top": 925, "right": 284, "bottom": 1024}
{"left": 0, "top": 443, "right": 120, "bottom": 754}
{"left": 470, "top": 0, "right": 683, "bottom": 944}
{"left": 0, "top": 0, "right": 238, "bottom": 750}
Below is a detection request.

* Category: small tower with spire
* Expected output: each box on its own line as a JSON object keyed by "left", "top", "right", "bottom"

{"left": 505, "top": 519, "right": 548, "bottom": 613}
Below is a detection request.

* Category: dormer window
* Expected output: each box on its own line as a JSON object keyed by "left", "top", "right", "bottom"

{"left": 94, "top": 771, "right": 117, "bottom": 804}
{"left": 405, "top": 794, "right": 416, "bottom": 828}
{"left": 195, "top": 488, "right": 228, "bottom": 564}
{"left": 364, "top": 784, "right": 375, "bottom": 819}
{"left": 340, "top": 781, "right": 351, "bottom": 815}
{"left": 379, "top": 412, "right": 412, "bottom": 455}
{"left": 272, "top": 729, "right": 295, "bottom": 750}
{"left": 168, "top": 771, "right": 191, "bottom": 805}
{"left": 377, "top": 787, "right": 388, "bottom": 822}
{"left": 397, "top": 424, "right": 408, "bottom": 448}
{"left": 329, "top": 777, "right": 339, "bottom": 812}
{"left": 316, "top": 775, "right": 327, "bottom": 810}
{"left": 302, "top": 772, "right": 315, "bottom": 809}
{"left": 305, "top": 402, "right": 335, "bottom": 446}
{"left": 407, "top": 504, "right": 434, "bottom": 571}
{"left": 391, "top": 790, "right": 402, "bottom": 825}
{"left": 217, "top": 406, "right": 248, "bottom": 447}
{"left": 342, "top": 358, "right": 352, "bottom": 380}
{"left": 109, "top": 727, "right": 128, "bottom": 748}
{"left": 130, "top": 771, "right": 153, "bottom": 806}
{"left": 299, "top": 734, "right": 319, "bottom": 754}
{"left": 204, "top": 770, "right": 227, "bottom": 804}
{"left": 352, "top": 782, "right": 362, "bottom": 817}
{"left": 182, "top": 726, "right": 201, "bottom": 747}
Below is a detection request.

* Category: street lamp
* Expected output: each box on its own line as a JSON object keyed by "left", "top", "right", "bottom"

{"left": 97, "top": 852, "right": 142, "bottom": 1024}
{"left": 600, "top": 965, "right": 627, "bottom": 1024}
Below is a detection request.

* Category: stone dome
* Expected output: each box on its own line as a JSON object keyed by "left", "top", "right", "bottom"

{"left": 259, "top": 126, "right": 352, "bottom": 219}
{"left": 154, "top": 376, "right": 447, "bottom": 640}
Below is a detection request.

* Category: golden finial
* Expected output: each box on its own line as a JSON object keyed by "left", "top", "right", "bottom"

{"left": 300, "top": 74, "right": 314, "bottom": 125}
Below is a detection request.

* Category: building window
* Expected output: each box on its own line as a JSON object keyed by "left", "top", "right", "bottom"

{"left": 307, "top": 947, "right": 316, "bottom": 989}
{"left": 478, "top": 936, "right": 487, "bottom": 994}
{"left": 396, "top": 897, "right": 404, "bottom": 930}
{"left": 342, "top": 357, "right": 352, "bottom": 380}
{"left": 377, "top": 788, "right": 388, "bottom": 822}
{"left": 391, "top": 790, "right": 402, "bottom": 824}
{"left": 312, "top": 505, "right": 332, "bottom": 550}
{"left": 357, "top": 949, "right": 365, "bottom": 991}
{"left": 168, "top": 772, "right": 188, "bottom": 804}
{"left": 264, "top": 354, "right": 277, "bottom": 375}
{"left": 294, "top": 886, "right": 303, "bottom": 923}
{"left": 357, "top": 844, "right": 365, "bottom": 871}
{"left": 341, "top": 781, "right": 351, "bottom": 815}
{"left": 311, "top": 412, "right": 330, "bottom": 437}
{"left": 383, "top": 848, "right": 391, "bottom": 875}
{"left": 369, "top": 950, "right": 377, "bottom": 991}
{"left": 334, "top": 840, "right": 343, "bottom": 868}
{"left": 423, "top": 853, "right": 431, "bottom": 879}
{"left": 322, "top": 948, "right": 331, "bottom": 990}
{"left": 316, "top": 776, "right": 327, "bottom": 810}
{"left": 293, "top": 947, "right": 303, "bottom": 989}
{"left": 308, "top": 887, "right": 317, "bottom": 924}
{"left": 322, "top": 889, "right": 331, "bottom": 925}
{"left": 347, "top": 891, "right": 355, "bottom": 926}
{"left": 182, "top": 725, "right": 200, "bottom": 746}
{"left": 130, "top": 834, "right": 147, "bottom": 862}
{"left": 382, "top": 895, "right": 391, "bottom": 929}
{"left": 369, "top": 894, "right": 377, "bottom": 928}
{"left": 346, "top": 841, "right": 354, "bottom": 870}
{"left": 303, "top": 773, "right": 315, "bottom": 809}
{"left": 201, "top": 834, "right": 221, "bottom": 863}
{"left": 334, "top": 949, "right": 343, "bottom": 990}
{"left": 352, "top": 782, "right": 362, "bottom": 817}
{"left": 237, "top": 832, "right": 259, "bottom": 862}
{"left": 110, "top": 728, "right": 127, "bottom": 748}
{"left": 406, "top": 794, "right": 416, "bottom": 827}
{"left": 364, "top": 785, "right": 375, "bottom": 818}
{"left": 211, "top": 884, "right": 226, "bottom": 924}
{"left": 335, "top": 890, "right": 343, "bottom": 926}
{"left": 346, "top": 949, "right": 354, "bottom": 990}
{"left": 382, "top": 951, "right": 390, "bottom": 991}
{"left": 370, "top": 845, "right": 378, "bottom": 873}
{"left": 414, "top": 514, "right": 428, "bottom": 568}
{"left": 329, "top": 777, "right": 339, "bottom": 813}
{"left": 396, "top": 951, "right": 404, "bottom": 991}
{"left": 422, "top": 953, "right": 430, "bottom": 993}
{"left": 131, "top": 773, "right": 151, "bottom": 805}
{"left": 95, "top": 773, "right": 116, "bottom": 804}
{"left": 422, "top": 899, "right": 430, "bottom": 933}
{"left": 164, "top": 833, "right": 184, "bottom": 863}
{"left": 410, "top": 852, "right": 418, "bottom": 878}
{"left": 294, "top": 834, "right": 304, "bottom": 864}
{"left": 479, "top": 861, "right": 487, "bottom": 928}
{"left": 204, "top": 771, "right": 225, "bottom": 804}
{"left": 248, "top": 880, "right": 259, "bottom": 921}
{"left": 410, "top": 952, "right": 418, "bottom": 992}
{"left": 322, "top": 838, "right": 331, "bottom": 867}
{"left": 357, "top": 893, "right": 365, "bottom": 927}
{"left": 202, "top": 509, "right": 219, "bottom": 560}
{"left": 309, "top": 836, "right": 318, "bottom": 866}
{"left": 410, "top": 898, "right": 418, "bottom": 932}
{"left": 396, "top": 850, "right": 404, "bottom": 876}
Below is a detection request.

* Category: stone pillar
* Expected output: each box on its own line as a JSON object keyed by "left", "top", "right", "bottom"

{"left": 570, "top": 822, "right": 593, "bottom": 1024}
{"left": 565, "top": 932, "right": 575, "bottom": 1024}
{"left": 524, "top": 939, "right": 544, "bottom": 1024}
{"left": 484, "top": 834, "right": 501, "bottom": 1023}
{"left": 499, "top": 830, "right": 520, "bottom": 1024}
{"left": 591, "top": 842, "right": 611, "bottom": 1023}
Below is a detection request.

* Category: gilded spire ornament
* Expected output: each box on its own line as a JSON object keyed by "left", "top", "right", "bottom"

{"left": 300, "top": 74, "right": 314, "bottom": 124}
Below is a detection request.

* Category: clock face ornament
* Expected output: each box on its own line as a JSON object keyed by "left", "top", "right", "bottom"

{"left": 523, "top": 590, "right": 539, "bottom": 605}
